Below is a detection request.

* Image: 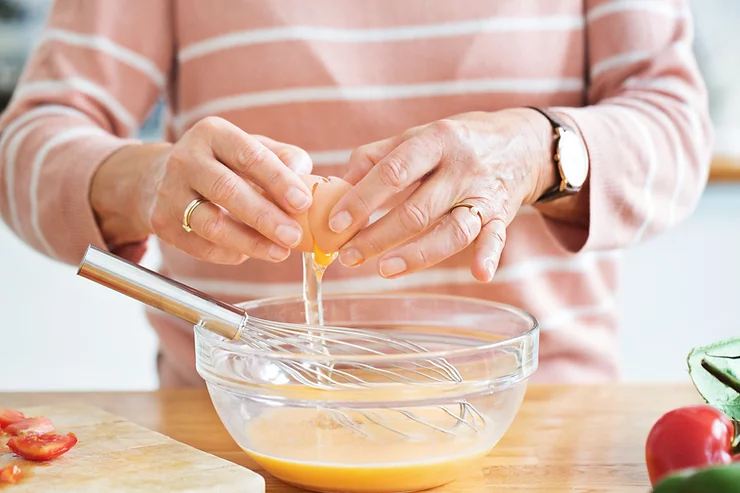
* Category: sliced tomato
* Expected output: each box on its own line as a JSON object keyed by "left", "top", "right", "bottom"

{"left": 0, "top": 464, "right": 22, "bottom": 484}
{"left": 4, "top": 417, "right": 54, "bottom": 436}
{"left": 7, "top": 432, "right": 77, "bottom": 461}
{"left": 0, "top": 409, "right": 25, "bottom": 429}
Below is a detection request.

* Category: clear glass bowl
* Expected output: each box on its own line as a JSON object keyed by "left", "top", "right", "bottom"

{"left": 195, "top": 293, "right": 539, "bottom": 493}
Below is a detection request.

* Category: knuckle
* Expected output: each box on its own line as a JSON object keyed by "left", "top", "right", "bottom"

{"left": 364, "top": 235, "right": 385, "bottom": 256}
{"left": 349, "top": 145, "right": 378, "bottom": 168}
{"left": 246, "top": 235, "right": 265, "bottom": 258}
{"left": 377, "top": 156, "right": 409, "bottom": 191}
{"left": 398, "top": 201, "right": 429, "bottom": 233}
{"left": 236, "top": 145, "right": 267, "bottom": 174}
{"left": 201, "top": 245, "right": 227, "bottom": 264}
{"left": 351, "top": 190, "right": 374, "bottom": 217}
{"left": 251, "top": 206, "right": 272, "bottom": 233}
{"left": 450, "top": 216, "right": 476, "bottom": 247}
{"left": 409, "top": 245, "right": 429, "bottom": 268}
{"left": 201, "top": 211, "right": 226, "bottom": 240}
{"left": 209, "top": 172, "right": 240, "bottom": 203}
{"left": 349, "top": 146, "right": 368, "bottom": 163}
{"left": 488, "top": 220, "right": 507, "bottom": 247}
{"left": 264, "top": 167, "right": 284, "bottom": 190}
{"left": 489, "top": 197, "right": 511, "bottom": 223}
{"left": 428, "top": 119, "right": 457, "bottom": 141}
{"left": 194, "top": 116, "right": 221, "bottom": 133}
{"left": 196, "top": 244, "right": 240, "bottom": 265}
{"left": 197, "top": 244, "right": 219, "bottom": 262}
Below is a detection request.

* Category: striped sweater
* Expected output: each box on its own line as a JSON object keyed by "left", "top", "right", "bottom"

{"left": 0, "top": 0, "right": 712, "bottom": 387}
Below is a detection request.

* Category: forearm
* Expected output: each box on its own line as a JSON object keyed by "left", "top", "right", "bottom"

{"left": 90, "top": 142, "right": 171, "bottom": 249}
{"left": 527, "top": 0, "right": 712, "bottom": 253}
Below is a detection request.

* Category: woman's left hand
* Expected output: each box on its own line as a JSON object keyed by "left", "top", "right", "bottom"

{"left": 327, "top": 108, "right": 558, "bottom": 282}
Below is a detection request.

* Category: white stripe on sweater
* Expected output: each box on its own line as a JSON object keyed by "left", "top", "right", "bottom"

{"left": 13, "top": 78, "right": 138, "bottom": 132}
{"left": 180, "top": 15, "right": 585, "bottom": 62}
{"left": 40, "top": 29, "right": 166, "bottom": 88}
{"left": 174, "top": 77, "right": 584, "bottom": 132}
{"left": 587, "top": 1, "right": 685, "bottom": 22}
{"left": 1, "top": 105, "right": 90, "bottom": 237}
{"left": 29, "top": 127, "right": 109, "bottom": 257}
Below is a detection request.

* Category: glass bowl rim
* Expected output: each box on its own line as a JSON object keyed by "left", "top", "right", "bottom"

{"left": 194, "top": 291, "right": 539, "bottom": 364}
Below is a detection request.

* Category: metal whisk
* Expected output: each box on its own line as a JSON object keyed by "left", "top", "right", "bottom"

{"left": 77, "top": 245, "right": 485, "bottom": 439}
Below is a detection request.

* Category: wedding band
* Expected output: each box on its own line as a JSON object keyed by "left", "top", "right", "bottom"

{"left": 451, "top": 202, "right": 484, "bottom": 223}
{"left": 182, "top": 198, "right": 207, "bottom": 232}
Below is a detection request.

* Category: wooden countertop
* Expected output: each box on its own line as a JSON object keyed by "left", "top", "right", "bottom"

{"left": 710, "top": 155, "right": 740, "bottom": 182}
{"left": 0, "top": 384, "right": 704, "bottom": 492}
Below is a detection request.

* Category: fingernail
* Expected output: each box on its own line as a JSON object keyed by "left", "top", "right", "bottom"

{"left": 268, "top": 244, "right": 290, "bottom": 261}
{"left": 329, "top": 211, "right": 353, "bottom": 233}
{"left": 485, "top": 258, "right": 496, "bottom": 281}
{"left": 339, "top": 248, "right": 363, "bottom": 267}
{"left": 286, "top": 187, "right": 311, "bottom": 210}
{"left": 275, "top": 224, "right": 302, "bottom": 247}
{"left": 379, "top": 257, "right": 407, "bottom": 277}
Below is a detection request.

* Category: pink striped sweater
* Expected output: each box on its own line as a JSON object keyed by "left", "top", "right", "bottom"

{"left": 0, "top": 0, "right": 712, "bottom": 387}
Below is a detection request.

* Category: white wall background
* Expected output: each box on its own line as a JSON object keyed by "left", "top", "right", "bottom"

{"left": 1, "top": 184, "right": 739, "bottom": 391}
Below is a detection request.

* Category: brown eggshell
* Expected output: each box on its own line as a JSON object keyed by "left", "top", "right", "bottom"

{"left": 307, "top": 176, "right": 354, "bottom": 253}
{"left": 290, "top": 174, "right": 323, "bottom": 252}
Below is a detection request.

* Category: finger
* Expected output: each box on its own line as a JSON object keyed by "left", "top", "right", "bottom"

{"left": 375, "top": 205, "right": 483, "bottom": 278}
{"left": 253, "top": 135, "right": 313, "bottom": 176}
{"left": 337, "top": 173, "right": 459, "bottom": 267}
{"left": 185, "top": 159, "right": 305, "bottom": 249}
{"left": 341, "top": 122, "right": 432, "bottom": 185}
{"left": 468, "top": 187, "right": 518, "bottom": 282}
{"left": 193, "top": 117, "right": 313, "bottom": 213}
{"left": 153, "top": 203, "right": 248, "bottom": 265}
{"left": 341, "top": 135, "right": 404, "bottom": 185}
{"left": 186, "top": 199, "right": 291, "bottom": 263}
{"left": 472, "top": 218, "right": 507, "bottom": 282}
{"left": 328, "top": 129, "right": 446, "bottom": 235}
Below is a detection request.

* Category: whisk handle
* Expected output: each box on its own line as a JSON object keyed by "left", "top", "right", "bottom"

{"left": 77, "top": 245, "right": 246, "bottom": 340}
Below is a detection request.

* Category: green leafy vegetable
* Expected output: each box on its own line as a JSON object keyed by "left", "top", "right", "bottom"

{"left": 687, "top": 337, "right": 740, "bottom": 420}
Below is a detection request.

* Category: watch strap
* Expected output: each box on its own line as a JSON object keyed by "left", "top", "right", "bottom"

{"left": 525, "top": 106, "right": 579, "bottom": 203}
{"left": 525, "top": 106, "right": 570, "bottom": 131}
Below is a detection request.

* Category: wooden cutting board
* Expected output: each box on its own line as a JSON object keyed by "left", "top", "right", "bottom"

{"left": 0, "top": 404, "right": 265, "bottom": 492}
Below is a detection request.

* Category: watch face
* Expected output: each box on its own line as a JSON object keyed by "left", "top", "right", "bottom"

{"left": 558, "top": 129, "right": 589, "bottom": 188}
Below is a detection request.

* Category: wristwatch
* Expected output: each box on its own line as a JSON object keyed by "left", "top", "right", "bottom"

{"left": 526, "top": 107, "right": 589, "bottom": 203}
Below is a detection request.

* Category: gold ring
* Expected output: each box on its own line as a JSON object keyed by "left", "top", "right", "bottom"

{"left": 182, "top": 198, "right": 206, "bottom": 232}
{"left": 451, "top": 202, "right": 484, "bottom": 223}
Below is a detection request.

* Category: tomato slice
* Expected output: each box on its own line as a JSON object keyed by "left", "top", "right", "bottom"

{"left": 7, "top": 432, "right": 77, "bottom": 461}
{"left": 0, "top": 464, "right": 22, "bottom": 484}
{"left": 4, "top": 417, "right": 54, "bottom": 436}
{"left": 0, "top": 409, "right": 25, "bottom": 429}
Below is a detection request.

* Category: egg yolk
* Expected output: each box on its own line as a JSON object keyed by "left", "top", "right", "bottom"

{"left": 242, "top": 407, "right": 492, "bottom": 493}
{"left": 312, "top": 244, "right": 337, "bottom": 267}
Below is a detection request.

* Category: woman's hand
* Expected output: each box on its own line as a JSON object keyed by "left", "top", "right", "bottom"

{"left": 91, "top": 116, "right": 314, "bottom": 264}
{"left": 328, "top": 108, "right": 558, "bottom": 282}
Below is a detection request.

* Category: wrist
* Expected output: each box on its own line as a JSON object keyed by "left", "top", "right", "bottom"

{"left": 90, "top": 142, "right": 172, "bottom": 247}
{"left": 518, "top": 108, "right": 559, "bottom": 205}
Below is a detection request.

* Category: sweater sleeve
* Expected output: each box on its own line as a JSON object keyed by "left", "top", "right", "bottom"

{"left": 0, "top": 0, "right": 173, "bottom": 265}
{"left": 541, "top": 0, "right": 714, "bottom": 252}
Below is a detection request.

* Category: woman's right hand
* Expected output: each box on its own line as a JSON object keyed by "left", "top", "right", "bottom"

{"left": 91, "top": 116, "right": 314, "bottom": 264}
